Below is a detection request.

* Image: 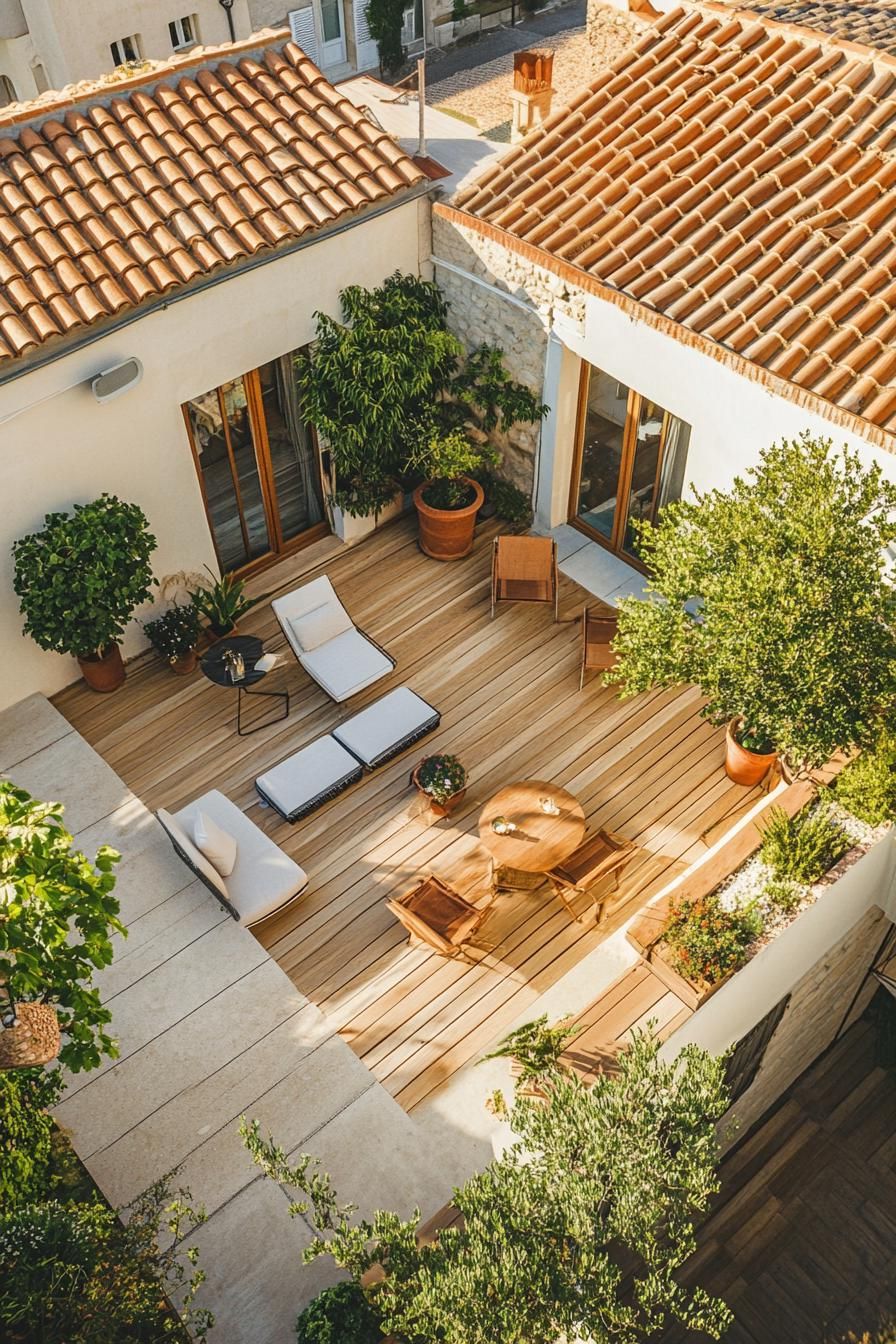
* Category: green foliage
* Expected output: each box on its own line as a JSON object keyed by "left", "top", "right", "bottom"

{"left": 607, "top": 435, "right": 896, "bottom": 770}
{"left": 480, "top": 1013, "right": 581, "bottom": 1085}
{"left": 143, "top": 602, "right": 200, "bottom": 662}
{"left": 300, "top": 273, "right": 546, "bottom": 517}
{"left": 243, "top": 1031, "right": 733, "bottom": 1344}
{"left": 188, "top": 566, "right": 266, "bottom": 636}
{"left": 364, "top": 0, "right": 406, "bottom": 71}
{"left": 12, "top": 494, "right": 156, "bottom": 660}
{"left": 0, "top": 1174, "right": 212, "bottom": 1343}
{"left": 834, "top": 733, "right": 896, "bottom": 825}
{"left": 0, "top": 781, "right": 123, "bottom": 1073}
{"left": 415, "top": 753, "right": 466, "bottom": 804}
{"left": 664, "top": 893, "right": 762, "bottom": 986}
{"left": 761, "top": 875, "right": 804, "bottom": 914}
{"left": 0, "top": 1069, "right": 64, "bottom": 1210}
{"left": 759, "top": 803, "right": 850, "bottom": 884}
{"left": 413, "top": 430, "right": 498, "bottom": 509}
{"left": 478, "top": 470, "right": 533, "bottom": 529}
{"left": 295, "top": 1282, "right": 382, "bottom": 1344}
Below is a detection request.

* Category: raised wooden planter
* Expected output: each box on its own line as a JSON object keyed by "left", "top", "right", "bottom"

{"left": 649, "top": 940, "right": 736, "bottom": 1011}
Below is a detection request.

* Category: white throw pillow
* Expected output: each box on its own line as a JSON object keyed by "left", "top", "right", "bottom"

{"left": 193, "top": 811, "right": 238, "bottom": 878}
{"left": 289, "top": 602, "right": 348, "bottom": 652}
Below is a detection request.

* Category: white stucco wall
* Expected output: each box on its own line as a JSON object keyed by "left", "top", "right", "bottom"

{"left": 536, "top": 290, "right": 896, "bottom": 528}
{"left": 0, "top": 197, "right": 426, "bottom": 712}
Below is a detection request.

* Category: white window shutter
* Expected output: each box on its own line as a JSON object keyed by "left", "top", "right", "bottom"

{"left": 288, "top": 7, "right": 319, "bottom": 63}
{"left": 353, "top": 0, "right": 380, "bottom": 70}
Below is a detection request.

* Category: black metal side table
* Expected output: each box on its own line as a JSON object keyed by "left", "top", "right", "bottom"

{"left": 200, "top": 635, "right": 289, "bottom": 736}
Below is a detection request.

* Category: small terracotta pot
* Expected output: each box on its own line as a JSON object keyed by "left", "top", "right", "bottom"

{"left": 413, "top": 477, "right": 485, "bottom": 561}
{"left": 170, "top": 649, "right": 198, "bottom": 675}
{"left": 78, "top": 644, "right": 125, "bottom": 693}
{"left": 0, "top": 1002, "right": 61, "bottom": 1069}
{"left": 725, "top": 715, "right": 778, "bottom": 787}
{"left": 411, "top": 763, "right": 466, "bottom": 818}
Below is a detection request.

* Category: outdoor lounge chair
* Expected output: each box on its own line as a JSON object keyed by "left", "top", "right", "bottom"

{"left": 386, "top": 876, "right": 490, "bottom": 960}
{"left": 490, "top": 536, "right": 558, "bottom": 620}
{"left": 547, "top": 829, "right": 636, "bottom": 924}
{"left": 158, "top": 789, "right": 308, "bottom": 927}
{"left": 272, "top": 574, "right": 394, "bottom": 702}
{"left": 580, "top": 602, "right": 619, "bottom": 690}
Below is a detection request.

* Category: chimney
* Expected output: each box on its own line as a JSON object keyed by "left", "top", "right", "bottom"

{"left": 510, "top": 49, "right": 554, "bottom": 143}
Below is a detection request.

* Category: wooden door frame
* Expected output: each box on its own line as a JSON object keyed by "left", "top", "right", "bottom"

{"left": 183, "top": 363, "right": 330, "bottom": 578}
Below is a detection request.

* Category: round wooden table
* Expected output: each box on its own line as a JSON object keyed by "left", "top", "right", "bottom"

{"left": 478, "top": 779, "right": 585, "bottom": 873}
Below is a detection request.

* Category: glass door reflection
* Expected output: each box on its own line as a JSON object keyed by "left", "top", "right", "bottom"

{"left": 574, "top": 371, "right": 630, "bottom": 542}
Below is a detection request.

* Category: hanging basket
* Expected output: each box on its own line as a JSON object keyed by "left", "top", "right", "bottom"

{"left": 0, "top": 1002, "right": 61, "bottom": 1069}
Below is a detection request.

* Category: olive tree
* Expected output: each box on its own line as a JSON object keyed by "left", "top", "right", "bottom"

{"left": 0, "top": 781, "right": 123, "bottom": 1073}
{"left": 242, "top": 1031, "right": 733, "bottom": 1344}
{"left": 607, "top": 434, "right": 896, "bottom": 770}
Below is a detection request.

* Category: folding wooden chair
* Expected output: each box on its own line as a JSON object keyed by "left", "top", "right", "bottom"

{"left": 547, "top": 829, "right": 636, "bottom": 924}
{"left": 488, "top": 857, "right": 549, "bottom": 896}
{"left": 491, "top": 536, "right": 558, "bottom": 620}
{"left": 386, "top": 875, "right": 491, "bottom": 961}
{"left": 580, "top": 603, "right": 619, "bottom": 691}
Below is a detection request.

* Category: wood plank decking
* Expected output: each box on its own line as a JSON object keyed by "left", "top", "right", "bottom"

{"left": 54, "top": 516, "right": 762, "bottom": 1112}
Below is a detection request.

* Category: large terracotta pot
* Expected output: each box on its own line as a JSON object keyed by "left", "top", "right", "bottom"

{"left": 170, "top": 649, "right": 198, "bottom": 676}
{"left": 78, "top": 644, "right": 125, "bottom": 693}
{"left": 413, "top": 477, "right": 485, "bottom": 561}
{"left": 725, "top": 715, "right": 777, "bottom": 786}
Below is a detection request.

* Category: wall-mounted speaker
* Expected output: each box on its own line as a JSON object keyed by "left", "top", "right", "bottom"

{"left": 91, "top": 358, "right": 143, "bottom": 404}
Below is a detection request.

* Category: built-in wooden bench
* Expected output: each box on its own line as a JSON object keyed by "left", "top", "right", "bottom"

{"left": 626, "top": 755, "right": 848, "bottom": 961}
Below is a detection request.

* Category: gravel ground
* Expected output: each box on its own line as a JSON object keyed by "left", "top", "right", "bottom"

{"left": 428, "top": 6, "right": 648, "bottom": 135}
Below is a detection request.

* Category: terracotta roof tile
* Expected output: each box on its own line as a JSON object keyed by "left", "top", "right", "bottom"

{"left": 0, "top": 35, "right": 425, "bottom": 366}
{"left": 454, "top": 4, "right": 896, "bottom": 440}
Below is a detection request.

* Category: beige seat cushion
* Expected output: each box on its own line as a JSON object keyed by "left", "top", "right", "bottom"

{"left": 194, "top": 810, "right": 237, "bottom": 877}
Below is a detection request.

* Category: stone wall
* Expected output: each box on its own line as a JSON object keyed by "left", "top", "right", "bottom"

{"left": 247, "top": 0, "right": 290, "bottom": 30}
{"left": 722, "top": 902, "right": 890, "bottom": 1149}
{"left": 432, "top": 210, "right": 586, "bottom": 493}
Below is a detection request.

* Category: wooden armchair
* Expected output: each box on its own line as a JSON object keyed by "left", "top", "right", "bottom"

{"left": 580, "top": 603, "right": 619, "bottom": 691}
{"left": 386, "top": 876, "right": 490, "bottom": 960}
{"left": 489, "top": 857, "right": 549, "bottom": 895}
{"left": 547, "top": 829, "right": 636, "bottom": 924}
{"left": 491, "top": 536, "right": 558, "bottom": 620}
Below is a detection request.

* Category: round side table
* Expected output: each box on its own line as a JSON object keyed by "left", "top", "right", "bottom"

{"left": 200, "top": 635, "right": 289, "bottom": 737}
{"left": 478, "top": 779, "right": 585, "bottom": 873}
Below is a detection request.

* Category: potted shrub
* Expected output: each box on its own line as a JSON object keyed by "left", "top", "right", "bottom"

{"left": 143, "top": 602, "right": 201, "bottom": 674}
{"left": 411, "top": 432, "right": 496, "bottom": 560}
{"left": 606, "top": 435, "right": 896, "bottom": 781}
{"left": 412, "top": 752, "right": 468, "bottom": 817}
{"left": 188, "top": 568, "right": 268, "bottom": 640}
{"left": 12, "top": 494, "right": 156, "bottom": 693}
{"left": 480, "top": 1014, "right": 581, "bottom": 1098}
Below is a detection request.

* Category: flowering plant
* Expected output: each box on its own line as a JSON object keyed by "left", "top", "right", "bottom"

{"left": 143, "top": 602, "right": 200, "bottom": 662}
{"left": 663, "top": 892, "right": 762, "bottom": 986}
{"left": 415, "top": 754, "right": 466, "bottom": 805}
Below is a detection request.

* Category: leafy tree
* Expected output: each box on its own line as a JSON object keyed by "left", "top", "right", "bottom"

{"left": 607, "top": 435, "right": 896, "bottom": 771}
{"left": 300, "top": 273, "right": 545, "bottom": 516}
{"left": 243, "top": 1031, "right": 732, "bottom": 1344}
{"left": 12, "top": 494, "right": 156, "bottom": 660}
{"left": 0, "top": 1068, "right": 64, "bottom": 1209}
{"left": 364, "top": 0, "right": 406, "bottom": 72}
{"left": 295, "top": 1281, "right": 382, "bottom": 1344}
{"left": 834, "top": 731, "right": 896, "bottom": 825}
{"left": 0, "top": 781, "right": 123, "bottom": 1073}
{"left": 0, "top": 1175, "right": 212, "bottom": 1343}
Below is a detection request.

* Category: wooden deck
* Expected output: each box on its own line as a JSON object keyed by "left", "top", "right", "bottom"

{"left": 54, "top": 515, "right": 764, "bottom": 1112}
{"left": 660, "top": 1007, "right": 896, "bottom": 1343}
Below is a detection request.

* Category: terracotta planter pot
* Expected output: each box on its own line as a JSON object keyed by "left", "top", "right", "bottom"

{"left": 205, "top": 623, "right": 237, "bottom": 645}
{"left": 170, "top": 649, "right": 198, "bottom": 676}
{"left": 413, "top": 477, "right": 485, "bottom": 561}
{"left": 725, "top": 715, "right": 777, "bottom": 787}
{"left": 411, "top": 763, "right": 466, "bottom": 818}
{"left": 0, "top": 1002, "right": 61, "bottom": 1069}
{"left": 78, "top": 644, "right": 125, "bottom": 693}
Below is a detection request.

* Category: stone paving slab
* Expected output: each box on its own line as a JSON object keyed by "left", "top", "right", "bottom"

{"left": 0, "top": 690, "right": 74, "bottom": 771}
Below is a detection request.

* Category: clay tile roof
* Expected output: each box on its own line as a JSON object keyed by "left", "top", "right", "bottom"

{"left": 453, "top": 3, "right": 896, "bottom": 442}
{"left": 732, "top": 0, "right": 896, "bottom": 54}
{"left": 0, "top": 34, "right": 425, "bottom": 368}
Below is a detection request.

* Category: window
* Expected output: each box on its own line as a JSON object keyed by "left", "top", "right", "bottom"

{"left": 571, "top": 363, "right": 692, "bottom": 563}
{"left": 0, "top": 75, "right": 17, "bottom": 107}
{"left": 169, "top": 15, "right": 198, "bottom": 49}
{"left": 110, "top": 34, "right": 142, "bottom": 65}
{"left": 723, "top": 994, "right": 791, "bottom": 1105}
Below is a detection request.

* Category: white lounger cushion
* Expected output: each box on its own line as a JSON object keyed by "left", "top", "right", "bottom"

{"left": 256, "top": 735, "right": 362, "bottom": 822}
{"left": 273, "top": 576, "right": 351, "bottom": 661}
{"left": 299, "top": 628, "right": 393, "bottom": 703}
{"left": 332, "top": 687, "right": 440, "bottom": 769}
{"left": 193, "top": 810, "right": 237, "bottom": 877}
{"left": 157, "top": 808, "right": 228, "bottom": 900}
{"left": 289, "top": 602, "right": 351, "bottom": 653}
{"left": 164, "top": 789, "right": 307, "bottom": 927}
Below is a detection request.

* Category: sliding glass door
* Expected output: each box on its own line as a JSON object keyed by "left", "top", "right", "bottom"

{"left": 184, "top": 352, "right": 325, "bottom": 574}
{"left": 571, "top": 364, "right": 691, "bottom": 563}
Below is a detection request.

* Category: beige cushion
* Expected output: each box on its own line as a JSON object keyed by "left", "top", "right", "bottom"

{"left": 289, "top": 602, "right": 350, "bottom": 653}
{"left": 193, "top": 810, "right": 237, "bottom": 877}
{"left": 157, "top": 808, "right": 227, "bottom": 900}
{"left": 300, "top": 628, "right": 393, "bottom": 702}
